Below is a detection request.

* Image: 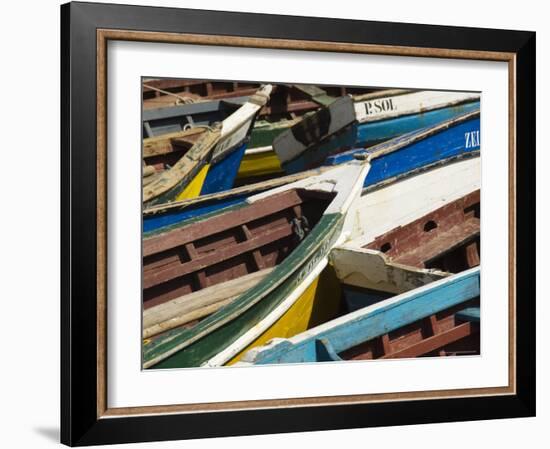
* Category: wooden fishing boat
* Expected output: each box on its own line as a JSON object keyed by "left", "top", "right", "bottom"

{"left": 143, "top": 167, "right": 334, "bottom": 235}
{"left": 235, "top": 119, "right": 299, "bottom": 181}
{"left": 235, "top": 89, "right": 409, "bottom": 180}
{"left": 143, "top": 116, "right": 295, "bottom": 182}
{"left": 143, "top": 85, "right": 424, "bottom": 182}
{"left": 236, "top": 154, "right": 481, "bottom": 365}
{"left": 143, "top": 85, "right": 272, "bottom": 206}
{"left": 142, "top": 84, "right": 328, "bottom": 138}
{"left": 143, "top": 98, "right": 245, "bottom": 138}
{"left": 273, "top": 91, "right": 480, "bottom": 175}
{"left": 143, "top": 112, "right": 480, "bottom": 234}
{"left": 236, "top": 267, "right": 480, "bottom": 365}
{"left": 354, "top": 90, "right": 479, "bottom": 125}
{"left": 326, "top": 187, "right": 480, "bottom": 312}
{"left": 142, "top": 160, "right": 371, "bottom": 368}
{"left": 143, "top": 79, "right": 374, "bottom": 113}
{"left": 143, "top": 153, "right": 480, "bottom": 369}
{"left": 332, "top": 109, "right": 480, "bottom": 189}
{"left": 143, "top": 79, "right": 262, "bottom": 110}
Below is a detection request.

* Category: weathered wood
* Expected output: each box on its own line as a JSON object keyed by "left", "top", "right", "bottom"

{"left": 143, "top": 85, "right": 273, "bottom": 206}
{"left": 365, "top": 190, "right": 480, "bottom": 272}
{"left": 142, "top": 126, "right": 221, "bottom": 205}
{"left": 144, "top": 189, "right": 304, "bottom": 256}
{"left": 381, "top": 322, "right": 477, "bottom": 359}
{"left": 273, "top": 95, "right": 356, "bottom": 165}
{"left": 393, "top": 218, "right": 479, "bottom": 267}
{"left": 354, "top": 91, "right": 479, "bottom": 124}
{"left": 143, "top": 161, "right": 370, "bottom": 368}
{"left": 237, "top": 268, "right": 480, "bottom": 365}
{"left": 144, "top": 223, "right": 293, "bottom": 290}
{"left": 143, "top": 269, "right": 273, "bottom": 338}
{"left": 143, "top": 127, "right": 208, "bottom": 158}
{"left": 329, "top": 247, "right": 447, "bottom": 294}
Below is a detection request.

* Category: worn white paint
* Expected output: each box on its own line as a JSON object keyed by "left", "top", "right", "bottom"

{"left": 143, "top": 269, "right": 273, "bottom": 338}
{"left": 204, "top": 257, "right": 330, "bottom": 367}
{"left": 329, "top": 247, "right": 447, "bottom": 293}
{"left": 354, "top": 90, "right": 480, "bottom": 123}
{"left": 237, "top": 266, "right": 479, "bottom": 366}
{"left": 212, "top": 84, "right": 273, "bottom": 160}
{"left": 347, "top": 156, "right": 480, "bottom": 247}
{"left": 247, "top": 160, "right": 370, "bottom": 215}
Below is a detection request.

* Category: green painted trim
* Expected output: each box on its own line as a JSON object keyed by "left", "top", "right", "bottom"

{"left": 143, "top": 213, "right": 343, "bottom": 368}
{"left": 249, "top": 120, "right": 297, "bottom": 148}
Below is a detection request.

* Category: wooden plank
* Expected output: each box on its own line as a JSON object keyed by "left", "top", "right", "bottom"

{"left": 465, "top": 241, "right": 481, "bottom": 267}
{"left": 381, "top": 334, "right": 391, "bottom": 355}
{"left": 394, "top": 218, "right": 479, "bottom": 267}
{"left": 354, "top": 91, "right": 480, "bottom": 124}
{"left": 143, "top": 189, "right": 302, "bottom": 256}
{"left": 143, "top": 268, "right": 273, "bottom": 338}
{"left": 329, "top": 246, "right": 447, "bottom": 294}
{"left": 241, "top": 224, "right": 266, "bottom": 270}
{"left": 381, "top": 322, "right": 477, "bottom": 359}
{"left": 241, "top": 268, "right": 480, "bottom": 365}
{"left": 185, "top": 243, "right": 209, "bottom": 289}
{"left": 144, "top": 223, "right": 293, "bottom": 289}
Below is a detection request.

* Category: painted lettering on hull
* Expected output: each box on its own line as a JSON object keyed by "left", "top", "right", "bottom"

{"left": 363, "top": 98, "right": 397, "bottom": 116}
{"left": 464, "top": 130, "right": 480, "bottom": 149}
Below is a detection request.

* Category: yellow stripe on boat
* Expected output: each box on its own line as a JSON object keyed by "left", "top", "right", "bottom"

{"left": 237, "top": 149, "right": 284, "bottom": 180}
{"left": 175, "top": 164, "right": 210, "bottom": 200}
{"left": 226, "top": 266, "right": 341, "bottom": 365}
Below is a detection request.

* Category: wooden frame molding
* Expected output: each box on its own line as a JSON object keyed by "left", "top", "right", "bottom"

{"left": 62, "top": 2, "right": 534, "bottom": 445}
{"left": 96, "top": 29, "right": 516, "bottom": 418}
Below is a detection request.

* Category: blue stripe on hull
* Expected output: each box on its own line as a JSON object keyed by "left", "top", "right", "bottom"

{"left": 144, "top": 111, "right": 480, "bottom": 234}
{"left": 200, "top": 143, "right": 247, "bottom": 195}
{"left": 143, "top": 196, "right": 247, "bottom": 234}
{"left": 324, "top": 117, "right": 480, "bottom": 187}
{"left": 365, "top": 117, "right": 480, "bottom": 186}
{"left": 356, "top": 101, "right": 480, "bottom": 147}
{"left": 283, "top": 101, "right": 480, "bottom": 175}
{"left": 250, "top": 268, "right": 480, "bottom": 365}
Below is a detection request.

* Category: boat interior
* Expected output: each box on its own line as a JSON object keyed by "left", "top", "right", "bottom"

{"left": 143, "top": 189, "right": 481, "bottom": 360}
{"left": 323, "top": 190, "right": 482, "bottom": 359}
{"left": 339, "top": 297, "right": 480, "bottom": 361}
{"left": 143, "top": 187, "right": 336, "bottom": 310}
{"left": 364, "top": 190, "right": 480, "bottom": 273}
{"left": 143, "top": 127, "right": 210, "bottom": 173}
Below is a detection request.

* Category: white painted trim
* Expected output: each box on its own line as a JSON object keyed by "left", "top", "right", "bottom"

{"left": 204, "top": 258, "right": 329, "bottom": 367}
{"left": 244, "top": 145, "right": 273, "bottom": 155}
{"left": 348, "top": 156, "right": 480, "bottom": 246}
{"left": 354, "top": 90, "right": 480, "bottom": 123}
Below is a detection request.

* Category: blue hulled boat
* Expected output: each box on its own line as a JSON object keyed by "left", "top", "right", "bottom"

{"left": 236, "top": 267, "right": 480, "bottom": 365}
{"left": 144, "top": 109, "right": 480, "bottom": 234}
{"left": 274, "top": 90, "right": 480, "bottom": 174}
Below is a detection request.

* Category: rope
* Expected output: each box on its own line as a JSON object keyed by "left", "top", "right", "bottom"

{"left": 143, "top": 84, "right": 197, "bottom": 104}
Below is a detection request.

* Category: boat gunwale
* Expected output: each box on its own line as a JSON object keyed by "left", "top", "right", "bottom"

{"left": 240, "top": 267, "right": 480, "bottom": 365}
{"left": 143, "top": 213, "right": 343, "bottom": 368}
{"left": 354, "top": 92, "right": 480, "bottom": 125}
{"left": 362, "top": 109, "right": 480, "bottom": 162}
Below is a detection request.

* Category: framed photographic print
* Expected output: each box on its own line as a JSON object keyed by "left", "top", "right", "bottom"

{"left": 61, "top": 1, "right": 536, "bottom": 446}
